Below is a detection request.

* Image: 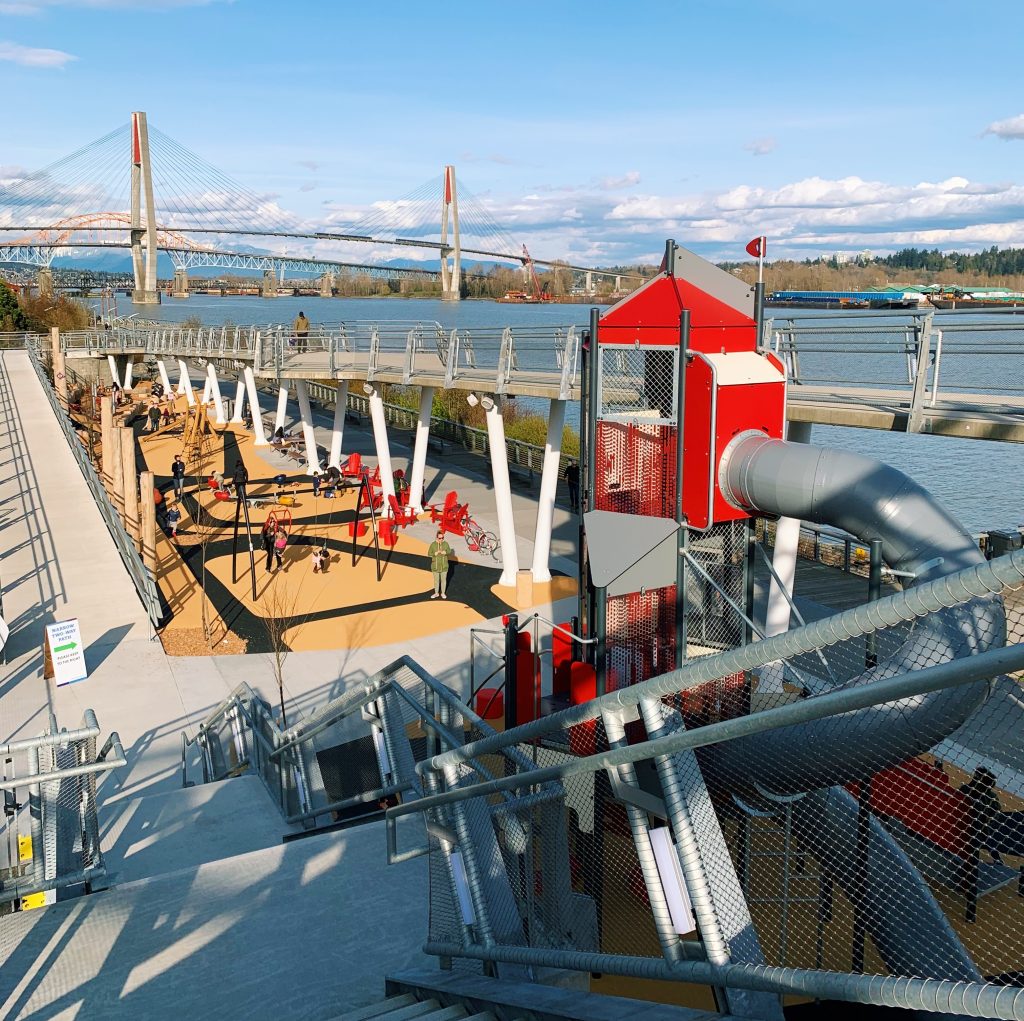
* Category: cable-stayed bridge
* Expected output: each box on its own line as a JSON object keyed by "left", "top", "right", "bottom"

{"left": 0, "top": 112, "right": 641, "bottom": 302}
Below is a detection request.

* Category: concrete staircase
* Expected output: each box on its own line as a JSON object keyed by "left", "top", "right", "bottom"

{"left": 0, "top": 775, "right": 431, "bottom": 1020}
{"left": 331, "top": 995, "right": 505, "bottom": 1021}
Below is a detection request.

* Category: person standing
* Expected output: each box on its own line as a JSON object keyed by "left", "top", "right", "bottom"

{"left": 311, "top": 470, "right": 321, "bottom": 498}
{"left": 261, "top": 519, "right": 276, "bottom": 572}
{"left": 146, "top": 402, "right": 161, "bottom": 433}
{"left": 273, "top": 525, "right": 288, "bottom": 571}
{"left": 565, "top": 459, "right": 580, "bottom": 514}
{"left": 428, "top": 529, "right": 452, "bottom": 600}
{"left": 293, "top": 311, "right": 310, "bottom": 353}
{"left": 231, "top": 458, "right": 249, "bottom": 500}
{"left": 171, "top": 453, "right": 186, "bottom": 500}
{"left": 166, "top": 504, "right": 181, "bottom": 539}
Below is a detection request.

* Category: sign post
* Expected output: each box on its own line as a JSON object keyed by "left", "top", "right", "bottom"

{"left": 43, "top": 619, "right": 88, "bottom": 687}
{"left": 746, "top": 235, "right": 768, "bottom": 348}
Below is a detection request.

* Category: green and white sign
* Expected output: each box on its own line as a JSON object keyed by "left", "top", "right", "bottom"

{"left": 45, "top": 619, "right": 88, "bottom": 687}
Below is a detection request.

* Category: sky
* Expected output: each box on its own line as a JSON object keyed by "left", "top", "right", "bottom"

{"left": 3, "top": 0, "right": 1024, "bottom": 269}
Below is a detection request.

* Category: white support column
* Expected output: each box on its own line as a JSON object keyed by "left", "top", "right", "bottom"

{"left": 157, "top": 359, "right": 173, "bottom": 396}
{"left": 274, "top": 382, "right": 289, "bottom": 434}
{"left": 329, "top": 381, "right": 349, "bottom": 469}
{"left": 107, "top": 354, "right": 120, "bottom": 387}
{"left": 206, "top": 362, "right": 226, "bottom": 424}
{"left": 231, "top": 375, "right": 246, "bottom": 423}
{"left": 201, "top": 372, "right": 212, "bottom": 407}
{"left": 530, "top": 399, "right": 565, "bottom": 583}
{"left": 122, "top": 359, "right": 134, "bottom": 391}
{"left": 244, "top": 367, "right": 267, "bottom": 446}
{"left": 294, "top": 380, "right": 320, "bottom": 475}
{"left": 408, "top": 386, "right": 435, "bottom": 513}
{"left": 761, "top": 421, "right": 812, "bottom": 692}
{"left": 366, "top": 386, "right": 396, "bottom": 510}
{"left": 485, "top": 398, "right": 520, "bottom": 587}
{"left": 177, "top": 359, "right": 195, "bottom": 406}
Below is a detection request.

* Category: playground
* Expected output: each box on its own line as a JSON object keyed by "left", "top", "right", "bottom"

{"left": 107, "top": 386, "right": 576, "bottom": 654}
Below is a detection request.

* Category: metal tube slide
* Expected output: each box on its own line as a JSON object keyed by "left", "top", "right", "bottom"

{"left": 715, "top": 434, "right": 1004, "bottom": 795}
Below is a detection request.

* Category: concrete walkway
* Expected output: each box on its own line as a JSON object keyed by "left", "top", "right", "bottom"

{"left": 0, "top": 349, "right": 578, "bottom": 809}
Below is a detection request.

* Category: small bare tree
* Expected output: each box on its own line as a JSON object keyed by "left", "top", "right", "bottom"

{"left": 258, "top": 577, "right": 307, "bottom": 728}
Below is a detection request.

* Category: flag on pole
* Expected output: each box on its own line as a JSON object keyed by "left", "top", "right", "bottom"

{"left": 745, "top": 236, "right": 766, "bottom": 259}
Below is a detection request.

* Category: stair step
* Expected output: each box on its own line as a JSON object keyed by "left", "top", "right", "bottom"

{"left": 417, "top": 1007, "right": 469, "bottom": 1021}
{"left": 463, "top": 1014, "right": 498, "bottom": 1021}
{"left": 379, "top": 1001, "right": 443, "bottom": 1021}
{"left": 331, "top": 994, "right": 418, "bottom": 1021}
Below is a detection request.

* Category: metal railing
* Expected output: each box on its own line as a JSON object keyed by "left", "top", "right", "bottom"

{"left": 59, "top": 320, "right": 582, "bottom": 399}
{"left": 180, "top": 656, "right": 547, "bottom": 834}
{"left": 24, "top": 341, "right": 162, "bottom": 626}
{"left": 766, "top": 310, "right": 1024, "bottom": 432}
{"left": 0, "top": 710, "right": 125, "bottom": 909}
{"left": 383, "top": 548, "right": 1024, "bottom": 1018}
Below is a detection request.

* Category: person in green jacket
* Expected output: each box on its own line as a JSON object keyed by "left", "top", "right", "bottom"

{"left": 428, "top": 529, "right": 452, "bottom": 599}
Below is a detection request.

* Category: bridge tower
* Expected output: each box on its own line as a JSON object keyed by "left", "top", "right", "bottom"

{"left": 439, "top": 165, "right": 461, "bottom": 301}
{"left": 130, "top": 111, "right": 160, "bottom": 304}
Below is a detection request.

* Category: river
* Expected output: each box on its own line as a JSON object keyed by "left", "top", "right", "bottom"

{"left": 112, "top": 293, "right": 1023, "bottom": 536}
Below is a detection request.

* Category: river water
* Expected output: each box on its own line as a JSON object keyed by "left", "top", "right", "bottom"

{"left": 115, "top": 293, "right": 1023, "bottom": 535}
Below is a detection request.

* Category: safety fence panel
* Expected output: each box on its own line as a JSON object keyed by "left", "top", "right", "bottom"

{"left": 597, "top": 345, "right": 678, "bottom": 425}
{"left": 410, "top": 551, "right": 1024, "bottom": 1017}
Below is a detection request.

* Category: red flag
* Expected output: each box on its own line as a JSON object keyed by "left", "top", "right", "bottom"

{"left": 745, "top": 236, "right": 766, "bottom": 259}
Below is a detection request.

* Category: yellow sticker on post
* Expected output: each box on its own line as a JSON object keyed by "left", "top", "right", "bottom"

{"left": 44, "top": 619, "right": 88, "bottom": 687}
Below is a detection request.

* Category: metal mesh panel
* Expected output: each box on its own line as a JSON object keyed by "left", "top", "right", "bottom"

{"left": 598, "top": 345, "right": 678, "bottom": 425}
{"left": 420, "top": 557, "right": 1024, "bottom": 1003}
{"left": 686, "top": 521, "right": 749, "bottom": 654}
{"left": 606, "top": 587, "right": 678, "bottom": 693}
{"left": 594, "top": 420, "right": 676, "bottom": 518}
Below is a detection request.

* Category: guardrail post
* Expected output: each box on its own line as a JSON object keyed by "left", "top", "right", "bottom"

{"left": 908, "top": 311, "right": 933, "bottom": 433}
{"left": 140, "top": 470, "right": 158, "bottom": 573}
{"left": 120, "top": 426, "right": 141, "bottom": 549}
{"left": 100, "top": 397, "right": 114, "bottom": 498}
{"left": 50, "top": 328, "right": 68, "bottom": 412}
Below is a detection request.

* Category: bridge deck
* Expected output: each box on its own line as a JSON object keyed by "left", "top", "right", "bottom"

{"left": 788, "top": 384, "right": 1024, "bottom": 442}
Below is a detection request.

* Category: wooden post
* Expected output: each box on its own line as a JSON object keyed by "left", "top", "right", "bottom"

{"left": 140, "top": 470, "right": 158, "bottom": 573}
{"left": 110, "top": 418, "right": 125, "bottom": 521}
{"left": 120, "top": 426, "right": 140, "bottom": 547}
{"left": 50, "top": 327, "right": 68, "bottom": 413}
{"left": 100, "top": 398, "right": 114, "bottom": 497}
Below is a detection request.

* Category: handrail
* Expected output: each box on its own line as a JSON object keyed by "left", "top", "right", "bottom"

{"left": 388, "top": 641, "right": 1024, "bottom": 823}
{"left": 415, "top": 547, "right": 1024, "bottom": 777}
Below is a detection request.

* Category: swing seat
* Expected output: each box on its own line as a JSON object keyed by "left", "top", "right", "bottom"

{"left": 277, "top": 494, "right": 296, "bottom": 507}
{"left": 213, "top": 490, "right": 231, "bottom": 502}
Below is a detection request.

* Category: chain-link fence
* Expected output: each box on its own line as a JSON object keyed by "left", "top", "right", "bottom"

{"left": 399, "top": 549, "right": 1024, "bottom": 1016}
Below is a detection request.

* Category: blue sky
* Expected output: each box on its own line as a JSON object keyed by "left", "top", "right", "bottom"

{"left": 3, "top": 0, "right": 1024, "bottom": 268}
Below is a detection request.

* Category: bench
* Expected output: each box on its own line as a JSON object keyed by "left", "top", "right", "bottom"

{"left": 345, "top": 408, "right": 367, "bottom": 427}
{"left": 508, "top": 461, "right": 535, "bottom": 487}
{"left": 428, "top": 435, "right": 448, "bottom": 455}
{"left": 863, "top": 758, "right": 1022, "bottom": 922}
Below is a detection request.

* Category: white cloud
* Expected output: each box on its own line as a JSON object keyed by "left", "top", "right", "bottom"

{"left": 743, "top": 137, "right": 776, "bottom": 157}
{"left": 599, "top": 171, "right": 641, "bottom": 190}
{"left": 296, "top": 160, "right": 320, "bottom": 172}
{"left": 984, "top": 114, "right": 1024, "bottom": 140}
{"left": 0, "top": 40, "right": 75, "bottom": 67}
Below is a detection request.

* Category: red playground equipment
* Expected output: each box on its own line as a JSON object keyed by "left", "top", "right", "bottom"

{"left": 340, "top": 452, "right": 363, "bottom": 478}
{"left": 387, "top": 494, "right": 417, "bottom": 528}
{"left": 429, "top": 491, "right": 471, "bottom": 537}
